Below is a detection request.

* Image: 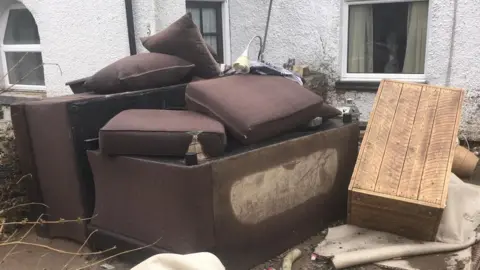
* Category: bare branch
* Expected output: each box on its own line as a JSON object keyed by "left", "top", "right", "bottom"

{"left": 1, "top": 214, "right": 43, "bottom": 263}
{"left": 0, "top": 52, "right": 30, "bottom": 84}
{"left": 0, "top": 202, "right": 49, "bottom": 216}
{"left": 62, "top": 229, "right": 98, "bottom": 270}
{"left": 1, "top": 214, "right": 97, "bottom": 226}
{"left": 0, "top": 64, "right": 44, "bottom": 95}
{"left": 0, "top": 241, "right": 116, "bottom": 256}
{"left": 16, "top": 173, "right": 32, "bottom": 185}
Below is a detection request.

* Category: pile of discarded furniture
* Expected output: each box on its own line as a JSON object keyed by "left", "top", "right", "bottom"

{"left": 11, "top": 13, "right": 358, "bottom": 269}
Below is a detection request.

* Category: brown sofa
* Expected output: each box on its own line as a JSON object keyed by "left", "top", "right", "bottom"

{"left": 87, "top": 119, "right": 359, "bottom": 269}
{"left": 10, "top": 85, "right": 187, "bottom": 242}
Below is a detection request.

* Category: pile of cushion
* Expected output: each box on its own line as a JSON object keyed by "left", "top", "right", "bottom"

{"left": 84, "top": 13, "right": 220, "bottom": 95}
{"left": 84, "top": 12, "right": 341, "bottom": 160}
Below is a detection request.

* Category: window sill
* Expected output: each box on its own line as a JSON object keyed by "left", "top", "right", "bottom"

{"left": 0, "top": 94, "right": 43, "bottom": 105}
{"left": 335, "top": 81, "right": 381, "bottom": 92}
{"left": 336, "top": 79, "right": 427, "bottom": 92}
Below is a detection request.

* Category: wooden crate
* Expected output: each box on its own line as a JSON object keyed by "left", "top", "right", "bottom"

{"left": 348, "top": 80, "right": 464, "bottom": 241}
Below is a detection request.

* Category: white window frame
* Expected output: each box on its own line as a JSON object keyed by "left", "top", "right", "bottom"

{"left": 186, "top": 0, "right": 231, "bottom": 65}
{"left": 341, "top": 0, "right": 429, "bottom": 82}
{"left": 0, "top": 3, "right": 45, "bottom": 91}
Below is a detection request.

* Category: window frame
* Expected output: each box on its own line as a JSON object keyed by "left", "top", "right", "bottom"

{"left": 0, "top": 3, "right": 45, "bottom": 92}
{"left": 186, "top": 0, "right": 231, "bottom": 64}
{"left": 340, "top": 0, "right": 430, "bottom": 82}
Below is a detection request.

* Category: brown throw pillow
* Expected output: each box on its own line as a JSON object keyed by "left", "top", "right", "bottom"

{"left": 140, "top": 13, "right": 220, "bottom": 79}
{"left": 84, "top": 53, "right": 194, "bottom": 94}
{"left": 100, "top": 109, "right": 226, "bottom": 157}
{"left": 186, "top": 75, "right": 325, "bottom": 145}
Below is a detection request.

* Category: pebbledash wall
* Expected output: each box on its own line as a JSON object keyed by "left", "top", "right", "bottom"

{"left": 0, "top": 0, "right": 479, "bottom": 140}
{"left": 227, "top": 0, "right": 480, "bottom": 141}
{"left": 0, "top": 0, "right": 184, "bottom": 98}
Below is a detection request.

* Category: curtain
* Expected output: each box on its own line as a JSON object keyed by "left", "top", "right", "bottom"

{"left": 347, "top": 5, "right": 374, "bottom": 73}
{"left": 186, "top": 7, "right": 218, "bottom": 53}
{"left": 402, "top": 1, "right": 428, "bottom": 74}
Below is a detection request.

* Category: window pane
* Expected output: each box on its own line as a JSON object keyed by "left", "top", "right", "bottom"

{"left": 347, "top": 1, "right": 428, "bottom": 74}
{"left": 4, "top": 9, "right": 40, "bottom": 45}
{"left": 202, "top": 8, "right": 217, "bottom": 33}
{"left": 204, "top": 36, "right": 218, "bottom": 53}
{"left": 5, "top": 52, "right": 45, "bottom": 85}
{"left": 187, "top": 8, "right": 201, "bottom": 27}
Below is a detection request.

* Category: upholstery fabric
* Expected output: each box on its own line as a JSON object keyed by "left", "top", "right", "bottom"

{"left": 186, "top": 74, "right": 324, "bottom": 144}
{"left": 85, "top": 53, "right": 193, "bottom": 94}
{"left": 141, "top": 13, "right": 220, "bottom": 79}
{"left": 100, "top": 109, "right": 226, "bottom": 157}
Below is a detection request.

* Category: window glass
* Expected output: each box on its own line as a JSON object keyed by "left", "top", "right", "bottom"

{"left": 4, "top": 9, "right": 40, "bottom": 45}
{"left": 186, "top": 2, "right": 224, "bottom": 63}
{"left": 187, "top": 8, "right": 201, "bottom": 27}
{"left": 347, "top": 1, "right": 428, "bottom": 74}
{"left": 5, "top": 52, "right": 45, "bottom": 85}
{"left": 202, "top": 8, "right": 217, "bottom": 33}
{"left": 204, "top": 36, "right": 218, "bottom": 53}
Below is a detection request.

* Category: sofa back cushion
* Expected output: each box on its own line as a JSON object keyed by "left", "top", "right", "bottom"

{"left": 141, "top": 13, "right": 220, "bottom": 79}
{"left": 85, "top": 53, "right": 194, "bottom": 94}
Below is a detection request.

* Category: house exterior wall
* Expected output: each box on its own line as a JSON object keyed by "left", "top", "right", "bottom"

{"left": 0, "top": 0, "right": 186, "bottom": 98}
{"left": 1, "top": 0, "right": 477, "bottom": 139}
{"left": 228, "top": 0, "right": 480, "bottom": 140}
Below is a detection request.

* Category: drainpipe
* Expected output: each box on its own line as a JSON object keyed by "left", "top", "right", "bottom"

{"left": 125, "top": 0, "right": 137, "bottom": 55}
{"left": 445, "top": 0, "right": 458, "bottom": 86}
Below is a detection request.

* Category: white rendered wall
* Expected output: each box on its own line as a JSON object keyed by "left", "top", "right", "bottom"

{"left": 229, "top": 0, "right": 480, "bottom": 140}
{"left": 0, "top": 0, "right": 184, "bottom": 97}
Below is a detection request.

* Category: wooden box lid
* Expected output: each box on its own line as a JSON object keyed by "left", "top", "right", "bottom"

{"left": 349, "top": 80, "right": 464, "bottom": 208}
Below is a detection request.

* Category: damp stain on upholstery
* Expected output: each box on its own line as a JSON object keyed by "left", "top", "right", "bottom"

{"left": 229, "top": 148, "right": 338, "bottom": 224}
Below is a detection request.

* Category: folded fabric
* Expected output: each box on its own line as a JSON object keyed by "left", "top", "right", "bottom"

{"left": 131, "top": 252, "right": 225, "bottom": 270}
{"left": 84, "top": 53, "right": 193, "bottom": 94}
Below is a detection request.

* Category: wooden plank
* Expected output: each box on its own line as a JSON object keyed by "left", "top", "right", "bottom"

{"left": 418, "top": 89, "right": 463, "bottom": 204}
{"left": 349, "top": 81, "right": 385, "bottom": 191}
{"left": 352, "top": 80, "right": 402, "bottom": 191}
{"left": 375, "top": 83, "right": 422, "bottom": 195}
{"left": 397, "top": 86, "right": 440, "bottom": 199}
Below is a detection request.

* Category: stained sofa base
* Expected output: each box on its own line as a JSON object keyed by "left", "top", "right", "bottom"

{"left": 87, "top": 120, "right": 359, "bottom": 269}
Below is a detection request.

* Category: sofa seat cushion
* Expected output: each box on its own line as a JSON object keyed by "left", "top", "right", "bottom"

{"left": 85, "top": 53, "right": 194, "bottom": 94}
{"left": 185, "top": 74, "right": 324, "bottom": 145}
{"left": 141, "top": 13, "right": 220, "bottom": 79}
{"left": 100, "top": 110, "right": 226, "bottom": 157}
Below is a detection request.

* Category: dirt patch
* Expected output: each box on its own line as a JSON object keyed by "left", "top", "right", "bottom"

{"left": 0, "top": 226, "right": 133, "bottom": 270}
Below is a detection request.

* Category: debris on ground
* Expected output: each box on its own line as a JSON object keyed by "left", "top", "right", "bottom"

{"left": 282, "top": 248, "right": 302, "bottom": 270}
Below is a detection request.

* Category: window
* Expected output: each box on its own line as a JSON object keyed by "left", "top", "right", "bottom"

{"left": 342, "top": 0, "right": 429, "bottom": 82}
{"left": 187, "top": 1, "right": 224, "bottom": 63}
{"left": 0, "top": 4, "right": 45, "bottom": 91}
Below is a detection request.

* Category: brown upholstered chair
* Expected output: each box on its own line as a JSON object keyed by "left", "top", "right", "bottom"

{"left": 10, "top": 85, "right": 187, "bottom": 243}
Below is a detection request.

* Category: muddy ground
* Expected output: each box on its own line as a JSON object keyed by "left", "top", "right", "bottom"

{"left": 0, "top": 226, "right": 383, "bottom": 270}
